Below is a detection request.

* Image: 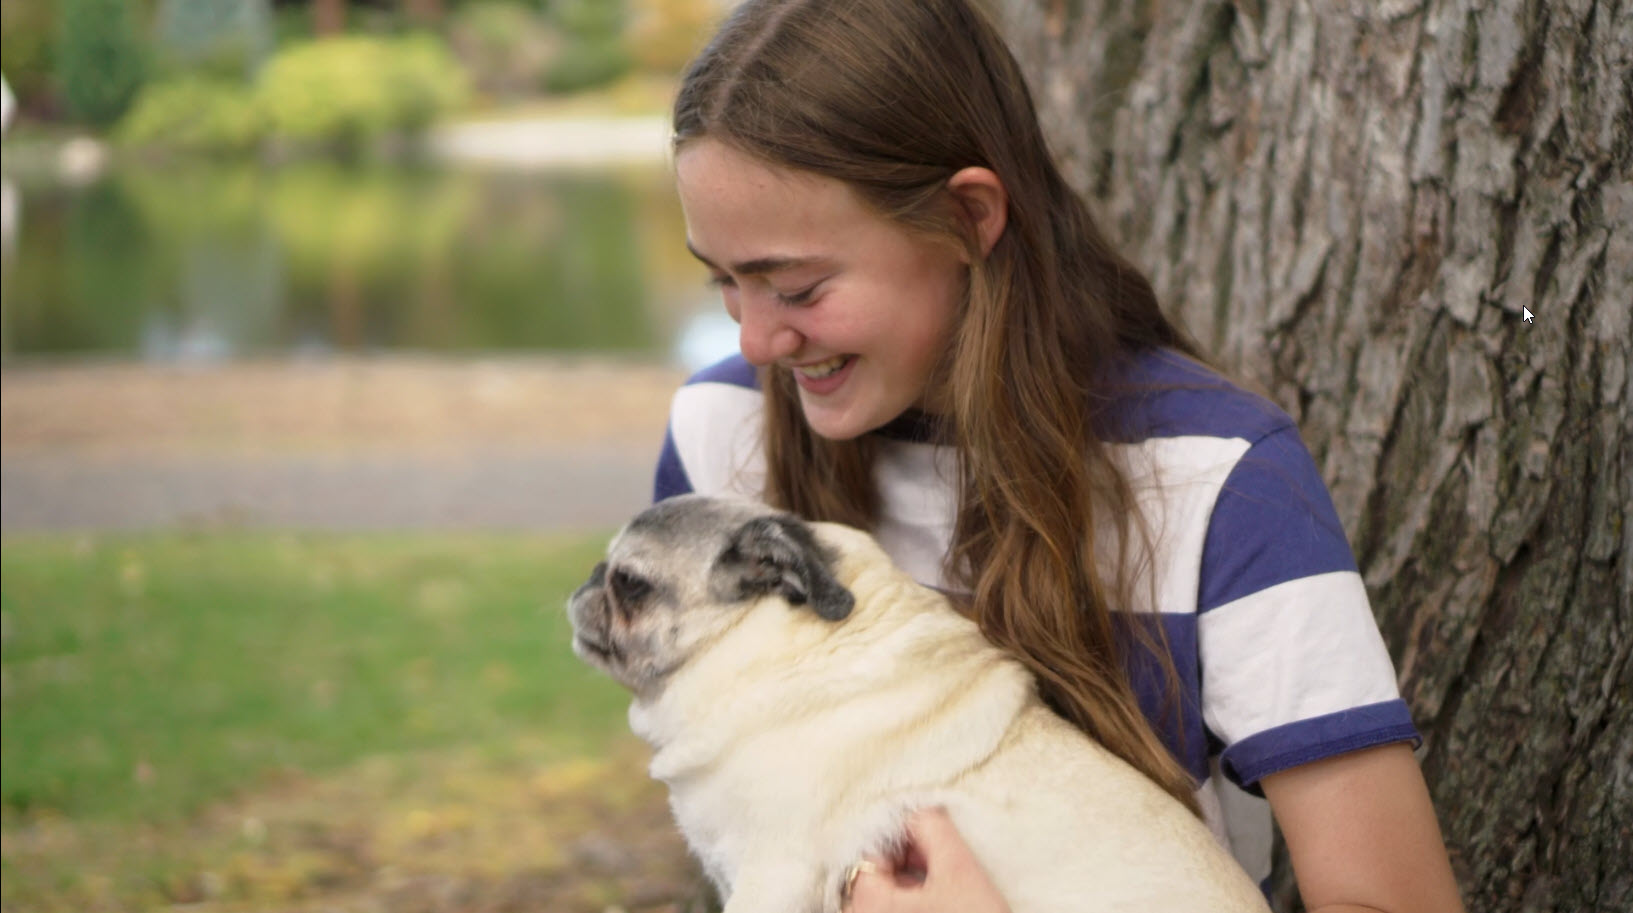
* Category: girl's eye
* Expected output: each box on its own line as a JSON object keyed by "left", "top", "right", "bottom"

{"left": 707, "top": 274, "right": 736, "bottom": 289}
{"left": 776, "top": 285, "right": 819, "bottom": 306}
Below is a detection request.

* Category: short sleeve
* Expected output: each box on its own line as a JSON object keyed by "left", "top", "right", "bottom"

{"left": 651, "top": 354, "right": 766, "bottom": 504}
{"left": 1196, "top": 424, "right": 1419, "bottom": 794}
{"left": 653, "top": 426, "right": 693, "bottom": 502}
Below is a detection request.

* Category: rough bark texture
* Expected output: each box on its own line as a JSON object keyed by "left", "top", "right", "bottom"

{"left": 995, "top": 1, "right": 1630, "bottom": 910}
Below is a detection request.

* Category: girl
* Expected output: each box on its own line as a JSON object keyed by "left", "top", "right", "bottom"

{"left": 651, "top": 1, "right": 1464, "bottom": 911}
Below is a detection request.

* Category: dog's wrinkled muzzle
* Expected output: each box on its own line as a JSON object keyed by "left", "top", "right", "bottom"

{"left": 567, "top": 563, "right": 622, "bottom": 667}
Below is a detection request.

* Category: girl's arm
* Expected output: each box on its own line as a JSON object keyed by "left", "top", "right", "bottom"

{"left": 1260, "top": 742, "right": 1465, "bottom": 913}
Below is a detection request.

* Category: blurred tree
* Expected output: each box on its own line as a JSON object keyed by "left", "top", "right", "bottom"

{"left": 0, "top": 0, "right": 56, "bottom": 115}
{"left": 628, "top": 0, "right": 719, "bottom": 74}
{"left": 551, "top": 0, "right": 625, "bottom": 38}
{"left": 313, "top": 0, "right": 347, "bottom": 35}
{"left": 447, "top": 2, "right": 558, "bottom": 99}
{"left": 256, "top": 35, "right": 467, "bottom": 149}
{"left": 117, "top": 77, "right": 265, "bottom": 156}
{"left": 401, "top": 0, "right": 445, "bottom": 26}
{"left": 155, "top": 0, "right": 275, "bottom": 79}
{"left": 55, "top": 0, "right": 148, "bottom": 125}
{"left": 541, "top": 0, "right": 632, "bottom": 94}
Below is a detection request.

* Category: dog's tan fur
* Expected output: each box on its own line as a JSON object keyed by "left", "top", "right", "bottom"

{"left": 568, "top": 495, "right": 1268, "bottom": 913}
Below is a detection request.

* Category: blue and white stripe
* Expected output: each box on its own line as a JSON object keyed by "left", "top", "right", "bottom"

{"left": 652, "top": 348, "right": 1418, "bottom": 887}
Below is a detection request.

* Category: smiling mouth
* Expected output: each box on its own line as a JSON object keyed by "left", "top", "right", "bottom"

{"left": 794, "top": 355, "right": 852, "bottom": 379}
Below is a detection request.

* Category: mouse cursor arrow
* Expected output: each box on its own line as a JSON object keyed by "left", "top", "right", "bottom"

{"left": 1522, "top": 307, "right": 1535, "bottom": 324}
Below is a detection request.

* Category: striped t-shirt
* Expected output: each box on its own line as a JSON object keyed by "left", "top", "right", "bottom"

{"left": 651, "top": 346, "right": 1419, "bottom": 888}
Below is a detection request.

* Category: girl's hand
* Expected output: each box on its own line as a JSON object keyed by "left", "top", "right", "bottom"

{"left": 843, "top": 806, "right": 1011, "bottom": 913}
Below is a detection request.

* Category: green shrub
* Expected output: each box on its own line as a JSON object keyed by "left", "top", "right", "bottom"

{"left": 455, "top": 1, "right": 543, "bottom": 56}
{"left": 386, "top": 34, "right": 472, "bottom": 130}
{"left": 107, "top": 34, "right": 469, "bottom": 158}
{"left": 258, "top": 37, "right": 393, "bottom": 146}
{"left": 116, "top": 77, "right": 264, "bottom": 156}
{"left": 551, "top": 0, "right": 625, "bottom": 39}
{"left": 535, "top": 0, "right": 633, "bottom": 95}
{"left": 54, "top": 0, "right": 149, "bottom": 126}
{"left": 541, "top": 38, "right": 633, "bottom": 94}
{"left": 256, "top": 35, "right": 469, "bottom": 149}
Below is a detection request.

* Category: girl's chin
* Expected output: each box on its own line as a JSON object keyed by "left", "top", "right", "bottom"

{"left": 798, "top": 398, "right": 911, "bottom": 442}
{"left": 796, "top": 399, "right": 871, "bottom": 441}
{"left": 800, "top": 414, "right": 869, "bottom": 442}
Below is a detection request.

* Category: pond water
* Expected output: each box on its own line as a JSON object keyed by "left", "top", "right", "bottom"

{"left": 0, "top": 162, "right": 736, "bottom": 367}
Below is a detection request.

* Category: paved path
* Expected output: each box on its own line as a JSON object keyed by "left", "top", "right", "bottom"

{"left": 1, "top": 357, "right": 687, "bottom": 533}
{"left": 429, "top": 115, "right": 670, "bottom": 169}
{"left": 1, "top": 446, "right": 657, "bottom": 532}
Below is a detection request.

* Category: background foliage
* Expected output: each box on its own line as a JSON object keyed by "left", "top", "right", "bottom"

{"left": 154, "top": 0, "right": 276, "bottom": 79}
{"left": 55, "top": 0, "right": 150, "bottom": 126}
{"left": 257, "top": 34, "right": 468, "bottom": 148}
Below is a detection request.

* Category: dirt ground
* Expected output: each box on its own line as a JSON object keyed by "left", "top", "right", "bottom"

{"left": 0, "top": 357, "right": 686, "bottom": 456}
{"left": 0, "top": 357, "right": 690, "bottom": 532}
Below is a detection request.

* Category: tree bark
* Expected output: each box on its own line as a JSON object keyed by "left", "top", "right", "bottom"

{"left": 995, "top": 1, "right": 1631, "bottom": 910}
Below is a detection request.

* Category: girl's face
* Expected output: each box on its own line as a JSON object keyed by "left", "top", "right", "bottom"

{"left": 675, "top": 139, "right": 966, "bottom": 441}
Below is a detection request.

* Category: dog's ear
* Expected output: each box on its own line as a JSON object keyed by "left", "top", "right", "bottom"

{"left": 709, "top": 515, "right": 854, "bottom": 621}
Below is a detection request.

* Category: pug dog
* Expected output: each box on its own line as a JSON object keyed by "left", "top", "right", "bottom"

{"left": 567, "top": 494, "right": 1268, "bottom": 913}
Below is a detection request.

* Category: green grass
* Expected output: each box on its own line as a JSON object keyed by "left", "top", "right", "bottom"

{"left": 0, "top": 531, "right": 633, "bottom": 828}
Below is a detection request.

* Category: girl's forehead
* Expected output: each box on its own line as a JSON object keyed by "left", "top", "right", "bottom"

{"left": 675, "top": 140, "right": 874, "bottom": 256}
{"left": 674, "top": 139, "right": 813, "bottom": 194}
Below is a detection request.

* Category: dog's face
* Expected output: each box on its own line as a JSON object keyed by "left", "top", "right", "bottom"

{"left": 567, "top": 495, "right": 855, "bottom": 694}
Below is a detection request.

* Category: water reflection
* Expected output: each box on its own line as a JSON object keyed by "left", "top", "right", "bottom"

{"left": 0, "top": 162, "right": 722, "bottom": 363}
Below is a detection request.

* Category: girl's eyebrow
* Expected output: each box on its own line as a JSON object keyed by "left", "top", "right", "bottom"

{"left": 686, "top": 241, "right": 831, "bottom": 276}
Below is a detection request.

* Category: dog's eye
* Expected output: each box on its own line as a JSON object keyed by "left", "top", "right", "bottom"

{"left": 609, "top": 568, "right": 652, "bottom": 606}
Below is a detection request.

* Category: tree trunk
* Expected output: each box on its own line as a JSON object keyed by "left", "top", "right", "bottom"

{"left": 995, "top": 1, "right": 1631, "bottom": 910}
{"left": 313, "top": 0, "right": 346, "bottom": 35}
{"left": 402, "top": 0, "right": 444, "bottom": 27}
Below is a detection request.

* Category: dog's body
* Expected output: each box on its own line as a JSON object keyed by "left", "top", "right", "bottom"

{"left": 568, "top": 495, "right": 1268, "bottom": 913}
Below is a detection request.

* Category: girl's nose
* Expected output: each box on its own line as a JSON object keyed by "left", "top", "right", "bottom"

{"left": 735, "top": 297, "right": 803, "bottom": 366}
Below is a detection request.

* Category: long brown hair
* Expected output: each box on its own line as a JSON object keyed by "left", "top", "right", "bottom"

{"left": 674, "top": 0, "right": 1206, "bottom": 814}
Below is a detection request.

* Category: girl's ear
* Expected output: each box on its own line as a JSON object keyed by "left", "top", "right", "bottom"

{"left": 947, "top": 167, "right": 1009, "bottom": 260}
